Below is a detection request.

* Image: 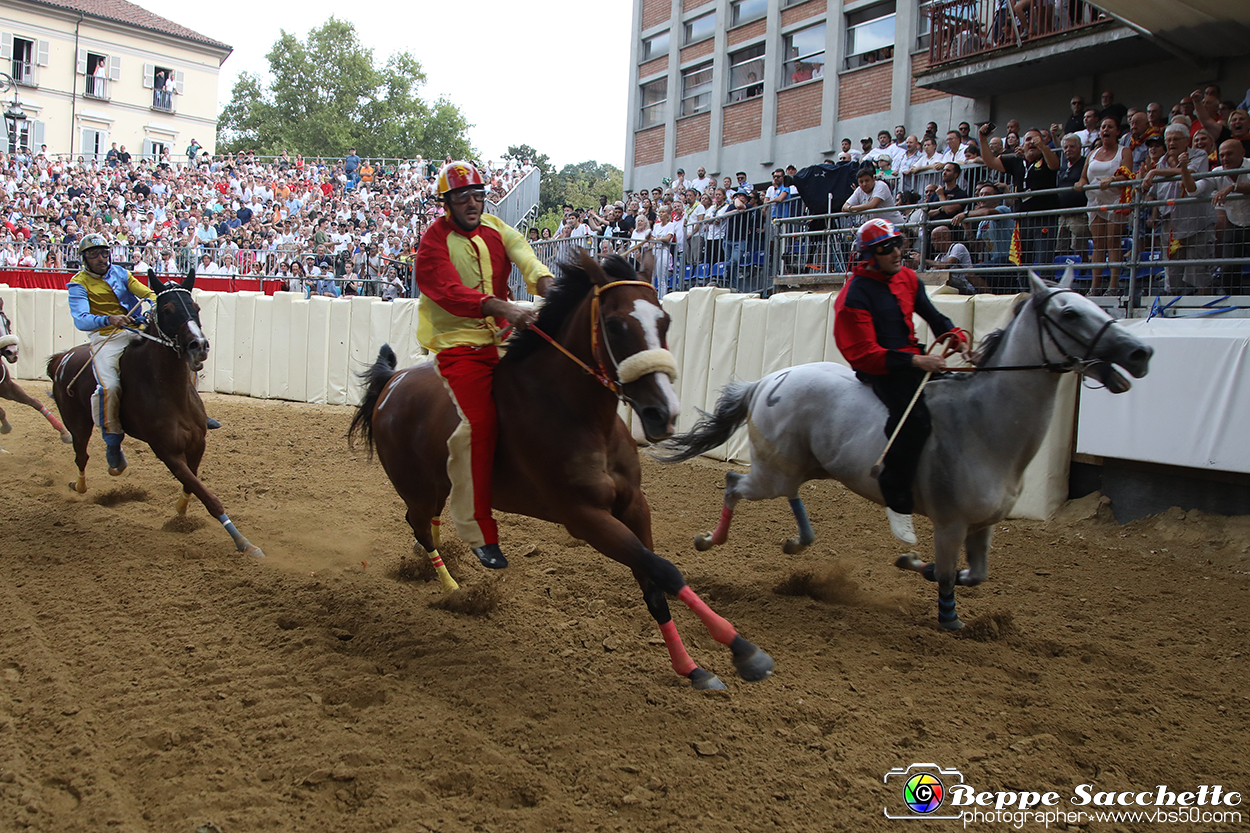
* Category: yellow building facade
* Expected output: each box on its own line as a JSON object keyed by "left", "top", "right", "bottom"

{"left": 1, "top": 0, "right": 230, "bottom": 161}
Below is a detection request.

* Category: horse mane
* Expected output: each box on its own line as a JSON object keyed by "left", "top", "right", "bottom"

{"left": 503, "top": 253, "right": 633, "bottom": 363}
{"left": 970, "top": 293, "right": 1036, "bottom": 368}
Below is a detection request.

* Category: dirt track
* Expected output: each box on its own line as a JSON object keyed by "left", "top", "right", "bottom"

{"left": 1, "top": 388, "right": 1248, "bottom": 833}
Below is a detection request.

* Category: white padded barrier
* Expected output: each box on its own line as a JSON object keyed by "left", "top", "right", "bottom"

{"left": 702, "top": 293, "right": 746, "bottom": 461}
{"left": 388, "top": 299, "right": 423, "bottom": 368}
{"left": 660, "top": 292, "right": 689, "bottom": 403}
{"left": 761, "top": 292, "right": 803, "bottom": 377}
{"left": 1011, "top": 374, "right": 1078, "bottom": 519}
{"left": 305, "top": 296, "right": 332, "bottom": 405}
{"left": 193, "top": 290, "right": 218, "bottom": 393}
{"left": 249, "top": 295, "right": 273, "bottom": 400}
{"left": 229, "top": 292, "right": 257, "bottom": 396}
{"left": 267, "top": 293, "right": 292, "bottom": 401}
{"left": 727, "top": 297, "right": 770, "bottom": 463}
{"left": 675, "top": 287, "right": 726, "bottom": 433}
{"left": 792, "top": 293, "right": 834, "bottom": 367}
{"left": 325, "top": 298, "right": 353, "bottom": 406}
{"left": 213, "top": 292, "right": 236, "bottom": 394}
{"left": 285, "top": 298, "right": 310, "bottom": 403}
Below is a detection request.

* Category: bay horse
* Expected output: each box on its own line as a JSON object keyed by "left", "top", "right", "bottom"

{"left": 0, "top": 297, "right": 73, "bottom": 444}
{"left": 659, "top": 272, "right": 1153, "bottom": 630}
{"left": 47, "top": 269, "right": 263, "bottom": 557}
{"left": 348, "top": 252, "right": 773, "bottom": 690}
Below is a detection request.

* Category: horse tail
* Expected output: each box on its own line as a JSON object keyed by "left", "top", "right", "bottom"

{"left": 654, "top": 379, "right": 759, "bottom": 463}
{"left": 347, "top": 344, "right": 398, "bottom": 456}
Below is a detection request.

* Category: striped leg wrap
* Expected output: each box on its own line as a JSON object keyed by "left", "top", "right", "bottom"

{"left": 937, "top": 591, "right": 958, "bottom": 624}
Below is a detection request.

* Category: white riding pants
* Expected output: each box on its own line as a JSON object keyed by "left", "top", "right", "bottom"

{"left": 89, "top": 329, "right": 141, "bottom": 435}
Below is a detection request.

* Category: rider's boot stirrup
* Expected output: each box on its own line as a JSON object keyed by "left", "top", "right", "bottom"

{"left": 887, "top": 508, "right": 917, "bottom": 545}
{"left": 472, "top": 543, "right": 509, "bottom": 570}
{"left": 103, "top": 433, "right": 128, "bottom": 475}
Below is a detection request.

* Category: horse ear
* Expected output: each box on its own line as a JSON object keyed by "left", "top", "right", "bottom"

{"left": 1027, "top": 271, "right": 1050, "bottom": 294}
{"left": 148, "top": 270, "right": 165, "bottom": 293}
{"left": 1058, "top": 265, "right": 1075, "bottom": 290}
{"left": 578, "top": 249, "right": 608, "bottom": 286}
{"left": 183, "top": 267, "right": 196, "bottom": 291}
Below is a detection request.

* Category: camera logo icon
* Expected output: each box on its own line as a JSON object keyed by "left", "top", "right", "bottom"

{"left": 883, "top": 763, "right": 965, "bottom": 820}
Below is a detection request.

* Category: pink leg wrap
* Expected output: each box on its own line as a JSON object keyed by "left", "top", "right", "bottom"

{"left": 677, "top": 586, "right": 738, "bottom": 646}
{"left": 710, "top": 505, "right": 733, "bottom": 545}
{"left": 658, "top": 619, "right": 697, "bottom": 677}
{"left": 39, "top": 406, "right": 66, "bottom": 433}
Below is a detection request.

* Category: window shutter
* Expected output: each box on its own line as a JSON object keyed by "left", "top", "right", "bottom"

{"left": 143, "top": 62, "right": 154, "bottom": 89}
{"left": 32, "top": 121, "right": 45, "bottom": 149}
{"left": 1, "top": 33, "right": 13, "bottom": 61}
{"left": 77, "top": 48, "right": 87, "bottom": 75}
{"left": 80, "top": 128, "right": 92, "bottom": 158}
{"left": 37, "top": 40, "right": 49, "bottom": 67}
{"left": 109, "top": 54, "right": 121, "bottom": 81}
{"left": 175, "top": 70, "right": 184, "bottom": 95}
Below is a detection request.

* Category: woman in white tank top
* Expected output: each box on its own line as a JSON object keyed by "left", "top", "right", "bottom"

{"left": 1077, "top": 118, "right": 1133, "bottom": 294}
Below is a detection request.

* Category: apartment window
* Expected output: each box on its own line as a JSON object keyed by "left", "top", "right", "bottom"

{"left": 782, "top": 23, "right": 826, "bottom": 88}
{"left": 143, "top": 139, "right": 170, "bottom": 161}
{"left": 845, "top": 2, "right": 896, "bottom": 70}
{"left": 684, "top": 11, "right": 716, "bottom": 45}
{"left": 680, "top": 62, "right": 713, "bottom": 116}
{"left": 2, "top": 33, "right": 48, "bottom": 87}
{"left": 916, "top": 0, "right": 935, "bottom": 49}
{"left": 145, "top": 63, "right": 182, "bottom": 112}
{"left": 642, "top": 30, "right": 670, "bottom": 61}
{"left": 639, "top": 77, "right": 667, "bottom": 129}
{"left": 86, "top": 53, "right": 108, "bottom": 99}
{"left": 731, "top": 0, "right": 767, "bottom": 26}
{"left": 727, "top": 43, "right": 765, "bottom": 103}
{"left": 80, "top": 128, "right": 107, "bottom": 163}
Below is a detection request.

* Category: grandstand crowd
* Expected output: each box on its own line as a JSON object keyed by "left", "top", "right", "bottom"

{"left": 0, "top": 142, "right": 534, "bottom": 298}
{"left": 3, "top": 82, "right": 1250, "bottom": 297}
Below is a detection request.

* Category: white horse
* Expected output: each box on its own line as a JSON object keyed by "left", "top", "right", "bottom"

{"left": 659, "top": 272, "right": 1153, "bottom": 629}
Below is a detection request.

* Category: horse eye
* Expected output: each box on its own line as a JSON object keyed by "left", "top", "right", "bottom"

{"left": 1061, "top": 308, "right": 1080, "bottom": 321}
{"left": 606, "top": 318, "right": 629, "bottom": 336}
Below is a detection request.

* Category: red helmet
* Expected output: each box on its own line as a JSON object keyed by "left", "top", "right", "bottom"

{"left": 856, "top": 218, "right": 903, "bottom": 252}
{"left": 437, "top": 161, "right": 484, "bottom": 196}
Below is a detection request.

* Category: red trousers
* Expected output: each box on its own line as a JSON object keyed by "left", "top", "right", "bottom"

{"left": 435, "top": 345, "right": 499, "bottom": 548}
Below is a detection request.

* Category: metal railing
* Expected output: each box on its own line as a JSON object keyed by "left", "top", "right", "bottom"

{"left": 85, "top": 76, "right": 109, "bottom": 100}
{"left": 928, "top": 0, "right": 1107, "bottom": 66}
{"left": 485, "top": 167, "right": 540, "bottom": 229}
{"left": 773, "top": 166, "right": 1250, "bottom": 315}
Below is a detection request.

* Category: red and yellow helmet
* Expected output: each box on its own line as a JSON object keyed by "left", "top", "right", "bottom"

{"left": 437, "top": 161, "right": 484, "bottom": 197}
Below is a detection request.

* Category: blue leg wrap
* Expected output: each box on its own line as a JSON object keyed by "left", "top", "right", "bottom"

{"left": 788, "top": 498, "right": 816, "bottom": 545}
{"left": 937, "top": 591, "right": 958, "bottom": 624}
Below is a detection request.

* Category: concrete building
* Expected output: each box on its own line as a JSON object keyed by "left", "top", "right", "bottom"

{"left": 1, "top": 0, "right": 230, "bottom": 160}
{"left": 624, "top": 0, "right": 1250, "bottom": 192}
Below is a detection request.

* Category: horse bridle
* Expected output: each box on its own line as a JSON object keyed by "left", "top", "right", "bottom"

{"left": 124, "top": 285, "right": 196, "bottom": 356}
{"left": 523, "top": 280, "right": 678, "bottom": 403}
{"left": 972, "top": 288, "right": 1116, "bottom": 376}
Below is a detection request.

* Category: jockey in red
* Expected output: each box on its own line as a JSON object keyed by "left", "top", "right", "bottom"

{"left": 833, "top": 218, "right": 968, "bottom": 544}
{"left": 414, "top": 161, "right": 553, "bottom": 569}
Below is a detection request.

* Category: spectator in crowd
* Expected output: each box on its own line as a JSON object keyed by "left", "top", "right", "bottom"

{"left": 1055, "top": 133, "right": 1090, "bottom": 257}
{"left": 1077, "top": 117, "right": 1133, "bottom": 295}
{"left": 925, "top": 162, "right": 970, "bottom": 257}
{"left": 840, "top": 138, "right": 862, "bottom": 163}
{"left": 1099, "top": 91, "right": 1127, "bottom": 130}
{"left": 1213, "top": 138, "right": 1250, "bottom": 293}
{"left": 939, "top": 131, "right": 968, "bottom": 164}
{"left": 981, "top": 123, "right": 1060, "bottom": 266}
{"left": 843, "top": 166, "right": 905, "bottom": 226}
{"left": 1063, "top": 97, "right": 1086, "bottom": 136}
{"left": 765, "top": 168, "right": 796, "bottom": 219}
{"left": 898, "top": 135, "right": 927, "bottom": 192}
{"left": 1144, "top": 123, "right": 1216, "bottom": 294}
{"left": 1120, "top": 110, "right": 1155, "bottom": 172}
{"left": 959, "top": 183, "right": 1015, "bottom": 281}
{"left": 1075, "top": 109, "right": 1101, "bottom": 149}
{"left": 690, "top": 166, "right": 713, "bottom": 193}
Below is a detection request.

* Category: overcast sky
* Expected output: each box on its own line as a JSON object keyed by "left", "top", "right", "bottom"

{"left": 134, "top": 0, "right": 632, "bottom": 170}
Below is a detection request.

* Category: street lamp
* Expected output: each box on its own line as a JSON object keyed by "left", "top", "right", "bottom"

{"left": 0, "top": 72, "right": 25, "bottom": 154}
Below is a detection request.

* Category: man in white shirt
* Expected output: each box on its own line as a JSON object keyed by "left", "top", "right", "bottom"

{"left": 843, "top": 168, "right": 905, "bottom": 226}
{"left": 898, "top": 135, "right": 927, "bottom": 193}
{"left": 877, "top": 131, "right": 906, "bottom": 174}
{"left": 839, "top": 138, "right": 863, "bottom": 163}
{"left": 689, "top": 166, "right": 713, "bottom": 194}
{"left": 1075, "top": 109, "right": 1101, "bottom": 149}
{"left": 937, "top": 131, "right": 968, "bottom": 164}
{"left": 1213, "top": 138, "right": 1250, "bottom": 292}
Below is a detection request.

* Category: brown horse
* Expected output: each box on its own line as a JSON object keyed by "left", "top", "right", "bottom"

{"left": 47, "top": 269, "right": 263, "bottom": 556}
{"left": 349, "top": 252, "right": 773, "bottom": 690}
{"left": 0, "top": 297, "right": 73, "bottom": 445}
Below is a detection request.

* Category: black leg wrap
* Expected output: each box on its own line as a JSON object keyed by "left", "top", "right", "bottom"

{"left": 642, "top": 582, "right": 672, "bottom": 624}
{"left": 938, "top": 590, "right": 958, "bottom": 624}
{"left": 640, "top": 550, "right": 686, "bottom": 596}
{"left": 922, "top": 562, "right": 937, "bottom": 582}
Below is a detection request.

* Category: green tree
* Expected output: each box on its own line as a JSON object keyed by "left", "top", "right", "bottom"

{"left": 538, "top": 160, "right": 624, "bottom": 218}
{"left": 217, "top": 18, "right": 474, "bottom": 160}
{"left": 503, "top": 144, "right": 553, "bottom": 180}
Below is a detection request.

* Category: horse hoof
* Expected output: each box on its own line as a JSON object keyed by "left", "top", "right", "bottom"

{"left": 244, "top": 544, "right": 265, "bottom": 558}
{"left": 894, "top": 552, "right": 925, "bottom": 573}
{"left": 60, "top": 433, "right": 73, "bottom": 444}
{"left": 694, "top": 532, "right": 715, "bottom": 551}
{"left": 732, "top": 646, "right": 775, "bottom": 682}
{"left": 940, "top": 617, "right": 965, "bottom": 631}
{"left": 782, "top": 537, "right": 807, "bottom": 555}
{"left": 0, "top": 421, "right": 10, "bottom": 434}
{"left": 689, "top": 668, "right": 727, "bottom": 691}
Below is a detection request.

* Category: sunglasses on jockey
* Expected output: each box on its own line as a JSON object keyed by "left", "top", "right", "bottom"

{"left": 870, "top": 238, "right": 904, "bottom": 256}
{"left": 445, "top": 188, "right": 487, "bottom": 206}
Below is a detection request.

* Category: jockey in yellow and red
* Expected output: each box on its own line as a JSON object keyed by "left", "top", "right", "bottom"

{"left": 415, "top": 160, "right": 553, "bottom": 570}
